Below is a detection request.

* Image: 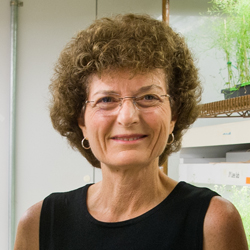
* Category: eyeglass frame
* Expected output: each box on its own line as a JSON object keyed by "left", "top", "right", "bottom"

{"left": 84, "top": 93, "right": 171, "bottom": 113}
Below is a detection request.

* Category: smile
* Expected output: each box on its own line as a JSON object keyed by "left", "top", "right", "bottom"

{"left": 116, "top": 137, "right": 141, "bottom": 141}
{"left": 111, "top": 135, "right": 147, "bottom": 141}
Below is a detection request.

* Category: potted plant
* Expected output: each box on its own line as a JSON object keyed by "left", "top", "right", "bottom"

{"left": 207, "top": 0, "right": 250, "bottom": 99}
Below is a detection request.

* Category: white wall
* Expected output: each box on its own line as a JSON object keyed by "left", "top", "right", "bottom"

{"left": 15, "top": 0, "right": 95, "bottom": 217}
{"left": 98, "top": 0, "right": 161, "bottom": 18}
{"left": 1, "top": 0, "right": 245, "bottom": 249}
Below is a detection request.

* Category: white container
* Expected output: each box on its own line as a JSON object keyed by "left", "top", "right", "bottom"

{"left": 226, "top": 151, "right": 250, "bottom": 163}
{"left": 179, "top": 163, "right": 250, "bottom": 186}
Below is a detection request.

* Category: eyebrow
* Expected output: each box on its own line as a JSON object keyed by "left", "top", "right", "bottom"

{"left": 137, "top": 84, "right": 164, "bottom": 93}
{"left": 92, "top": 84, "right": 164, "bottom": 97}
{"left": 92, "top": 90, "right": 120, "bottom": 97}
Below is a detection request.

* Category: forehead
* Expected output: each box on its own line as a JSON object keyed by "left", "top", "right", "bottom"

{"left": 87, "top": 69, "right": 167, "bottom": 96}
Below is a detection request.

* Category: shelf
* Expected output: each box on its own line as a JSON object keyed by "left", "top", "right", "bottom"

{"left": 180, "top": 121, "right": 250, "bottom": 186}
{"left": 199, "top": 95, "right": 250, "bottom": 118}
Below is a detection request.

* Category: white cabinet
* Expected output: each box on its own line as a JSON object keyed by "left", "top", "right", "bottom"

{"left": 179, "top": 120, "right": 250, "bottom": 186}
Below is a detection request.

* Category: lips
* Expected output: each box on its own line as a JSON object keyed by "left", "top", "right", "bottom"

{"left": 111, "top": 134, "right": 147, "bottom": 141}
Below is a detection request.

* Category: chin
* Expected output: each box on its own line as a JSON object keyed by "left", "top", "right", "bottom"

{"left": 103, "top": 152, "right": 159, "bottom": 170}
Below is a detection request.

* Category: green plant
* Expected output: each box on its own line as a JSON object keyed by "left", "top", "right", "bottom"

{"left": 213, "top": 185, "right": 250, "bottom": 248}
{"left": 207, "top": 0, "right": 250, "bottom": 89}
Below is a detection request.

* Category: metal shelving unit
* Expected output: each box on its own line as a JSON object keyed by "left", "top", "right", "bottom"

{"left": 199, "top": 95, "right": 250, "bottom": 118}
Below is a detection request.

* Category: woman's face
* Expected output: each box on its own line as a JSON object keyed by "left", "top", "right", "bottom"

{"left": 79, "top": 69, "right": 176, "bottom": 170}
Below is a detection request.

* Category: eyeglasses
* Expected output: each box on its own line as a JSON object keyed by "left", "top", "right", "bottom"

{"left": 85, "top": 93, "right": 170, "bottom": 115}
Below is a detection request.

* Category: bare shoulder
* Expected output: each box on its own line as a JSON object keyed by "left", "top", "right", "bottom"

{"left": 14, "top": 200, "right": 43, "bottom": 250}
{"left": 203, "top": 196, "right": 248, "bottom": 250}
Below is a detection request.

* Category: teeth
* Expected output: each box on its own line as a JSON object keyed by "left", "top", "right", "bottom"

{"left": 116, "top": 137, "right": 140, "bottom": 141}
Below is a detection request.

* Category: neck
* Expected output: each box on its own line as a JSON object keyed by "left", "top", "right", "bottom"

{"left": 87, "top": 162, "right": 177, "bottom": 222}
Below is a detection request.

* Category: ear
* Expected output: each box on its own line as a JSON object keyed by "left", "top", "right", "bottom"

{"left": 169, "top": 118, "right": 176, "bottom": 134}
{"left": 78, "top": 112, "right": 88, "bottom": 139}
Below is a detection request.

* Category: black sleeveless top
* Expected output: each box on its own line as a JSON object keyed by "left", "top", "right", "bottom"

{"left": 40, "top": 182, "right": 218, "bottom": 250}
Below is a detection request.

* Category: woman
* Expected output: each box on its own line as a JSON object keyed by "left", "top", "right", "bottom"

{"left": 14, "top": 14, "right": 248, "bottom": 249}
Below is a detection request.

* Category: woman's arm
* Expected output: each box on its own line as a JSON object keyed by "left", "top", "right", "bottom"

{"left": 14, "top": 201, "right": 43, "bottom": 250}
{"left": 203, "top": 196, "right": 248, "bottom": 250}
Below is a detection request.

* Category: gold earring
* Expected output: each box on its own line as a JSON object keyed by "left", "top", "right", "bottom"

{"left": 81, "top": 138, "right": 90, "bottom": 149}
{"left": 167, "top": 133, "right": 174, "bottom": 145}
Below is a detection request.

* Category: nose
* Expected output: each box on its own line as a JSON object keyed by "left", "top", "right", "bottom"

{"left": 117, "top": 98, "right": 139, "bottom": 126}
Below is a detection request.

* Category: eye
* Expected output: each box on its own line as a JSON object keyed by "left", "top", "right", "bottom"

{"left": 96, "top": 96, "right": 118, "bottom": 103}
{"left": 142, "top": 94, "right": 160, "bottom": 101}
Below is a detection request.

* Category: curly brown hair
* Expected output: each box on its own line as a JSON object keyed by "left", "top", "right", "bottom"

{"left": 49, "top": 14, "right": 202, "bottom": 168}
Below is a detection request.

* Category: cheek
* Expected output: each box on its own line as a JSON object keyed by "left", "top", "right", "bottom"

{"left": 148, "top": 109, "right": 174, "bottom": 146}
{"left": 152, "top": 106, "right": 173, "bottom": 131}
{"left": 84, "top": 111, "right": 113, "bottom": 143}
